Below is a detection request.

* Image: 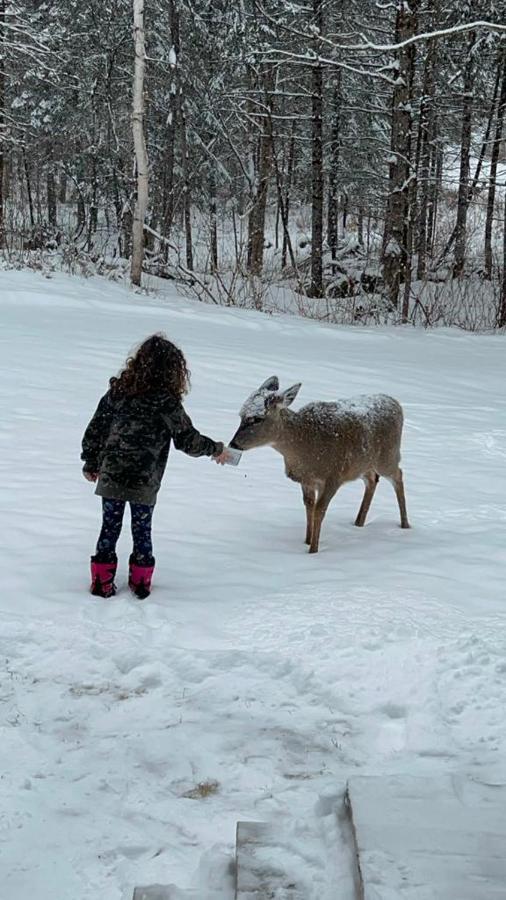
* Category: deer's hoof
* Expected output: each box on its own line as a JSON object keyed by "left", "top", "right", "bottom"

{"left": 308, "top": 546, "right": 319, "bottom": 554}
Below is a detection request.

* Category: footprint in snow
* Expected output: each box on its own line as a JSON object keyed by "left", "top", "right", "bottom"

{"left": 375, "top": 703, "right": 408, "bottom": 755}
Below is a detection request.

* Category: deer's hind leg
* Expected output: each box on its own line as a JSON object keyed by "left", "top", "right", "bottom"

{"left": 354, "top": 470, "right": 379, "bottom": 527}
{"left": 388, "top": 466, "right": 410, "bottom": 529}
{"left": 302, "top": 485, "right": 316, "bottom": 545}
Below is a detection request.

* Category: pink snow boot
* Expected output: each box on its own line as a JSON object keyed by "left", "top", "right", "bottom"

{"left": 90, "top": 556, "right": 117, "bottom": 598}
{"left": 128, "top": 555, "right": 155, "bottom": 600}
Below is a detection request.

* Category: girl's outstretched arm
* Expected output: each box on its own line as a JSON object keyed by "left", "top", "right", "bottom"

{"left": 162, "top": 401, "right": 224, "bottom": 458}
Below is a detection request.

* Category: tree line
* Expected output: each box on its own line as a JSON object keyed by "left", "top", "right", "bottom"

{"left": 1, "top": 1, "right": 506, "bottom": 325}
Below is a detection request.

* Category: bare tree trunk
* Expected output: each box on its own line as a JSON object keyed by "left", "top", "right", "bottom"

{"left": 59, "top": 173, "right": 67, "bottom": 204}
{"left": 122, "top": 207, "right": 133, "bottom": 259}
{"left": 281, "top": 120, "right": 295, "bottom": 269}
{"left": 76, "top": 192, "right": 86, "bottom": 238}
{"left": 180, "top": 106, "right": 193, "bottom": 271}
{"left": 498, "top": 193, "right": 506, "bottom": 328}
{"left": 247, "top": 132, "right": 271, "bottom": 275}
{"left": 382, "top": 0, "right": 418, "bottom": 307}
{"left": 0, "top": 0, "right": 5, "bottom": 248}
{"left": 209, "top": 166, "right": 218, "bottom": 273}
{"left": 275, "top": 130, "right": 283, "bottom": 252}
{"left": 162, "top": 0, "right": 179, "bottom": 261}
{"left": 270, "top": 123, "right": 298, "bottom": 274}
{"left": 23, "top": 151, "right": 35, "bottom": 230}
{"left": 357, "top": 207, "right": 364, "bottom": 245}
{"left": 47, "top": 164, "right": 57, "bottom": 231}
{"left": 112, "top": 167, "right": 122, "bottom": 244}
{"left": 426, "top": 133, "right": 438, "bottom": 253}
{"left": 453, "top": 33, "right": 476, "bottom": 278}
{"left": 144, "top": 214, "right": 156, "bottom": 252}
{"left": 131, "top": 0, "right": 149, "bottom": 286}
{"left": 247, "top": 72, "right": 273, "bottom": 276}
{"left": 401, "top": 174, "right": 417, "bottom": 322}
{"left": 484, "top": 52, "right": 506, "bottom": 279}
{"left": 327, "top": 75, "right": 341, "bottom": 262}
{"left": 310, "top": 0, "right": 324, "bottom": 297}
{"left": 232, "top": 206, "right": 240, "bottom": 268}
{"left": 87, "top": 160, "right": 98, "bottom": 252}
{"left": 366, "top": 210, "right": 372, "bottom": 254}
{"left": 342, "top": 192, "right": 349, "bottom": 232}
{"left": 416, "top": 11, "right": 437, "bottom": 280}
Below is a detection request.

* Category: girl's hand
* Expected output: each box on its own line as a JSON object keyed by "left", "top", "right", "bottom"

{"left": 83, "top": 470, "right": 98, "bottom": 482}
{"left": 214, "top": 449, "right": 232, "bottom": 465}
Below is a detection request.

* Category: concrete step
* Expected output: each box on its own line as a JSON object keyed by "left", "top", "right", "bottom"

{"left": 346, "top": 774, "right": 506, "bottom": 899}
{"left": 235, "top": 820, "right": 304, "bottom": 899}
{"left": 133, "top": 887, "right": 197, "bottom": 900}
{"left": 134, "top": 818, "right": 309, "bottom": 899}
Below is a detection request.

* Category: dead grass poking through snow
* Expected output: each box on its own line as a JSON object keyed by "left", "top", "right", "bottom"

{"left": 182, "top": 780, "right": 220, "bottom": 800}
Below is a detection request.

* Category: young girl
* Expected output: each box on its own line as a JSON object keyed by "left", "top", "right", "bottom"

{"left": 81, "top": 333, "right": 229, "bottom": 599}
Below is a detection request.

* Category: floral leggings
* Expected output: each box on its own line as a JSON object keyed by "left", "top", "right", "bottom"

{"left": 96, "top": 498, "right": 154, "bottom": 565}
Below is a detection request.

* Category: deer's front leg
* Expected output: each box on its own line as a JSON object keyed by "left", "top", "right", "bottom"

{"left": 309, "top": 480, "right": 339, "bottom": 554}
{"left": 302, "top": 485, "right": 316, "bottom": 545}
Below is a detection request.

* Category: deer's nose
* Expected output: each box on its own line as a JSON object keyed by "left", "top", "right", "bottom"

{"left": 229, "top": 434, "right": 241, "bottom": 450}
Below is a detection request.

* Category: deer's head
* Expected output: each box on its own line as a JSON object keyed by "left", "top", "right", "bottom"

{"left": 230, "top": 376, "right": 301, "bottom": 450}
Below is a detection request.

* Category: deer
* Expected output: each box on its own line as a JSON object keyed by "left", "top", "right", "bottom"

{"left": 229, "top": 377, "right": 410, "bottom": 553}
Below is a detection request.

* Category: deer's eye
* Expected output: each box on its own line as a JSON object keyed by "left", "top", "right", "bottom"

{"left": 245, "top": 416, "right": 263, "bottom": 427}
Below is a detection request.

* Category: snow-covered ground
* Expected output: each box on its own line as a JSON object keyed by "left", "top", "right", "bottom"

{"left": 1, "top": 270, "right": 506, "bottom": 899}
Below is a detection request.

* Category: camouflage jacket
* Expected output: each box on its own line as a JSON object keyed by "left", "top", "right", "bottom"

{"left": 81, "top": 389, "right": 222, "bottom": 506}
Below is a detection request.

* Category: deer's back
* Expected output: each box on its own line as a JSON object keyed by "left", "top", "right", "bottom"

{"left": 282, "top": 394, "right": 404, "bottom": 483}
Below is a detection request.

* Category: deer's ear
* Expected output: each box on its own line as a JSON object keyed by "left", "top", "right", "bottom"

{"left": 265, "top": 383, "right": 301, "bottom": 410}
{"left": 281, "top": 383, "right": 301, "bottom": 407}
{"left": 259, "top": 375, "right": 279, "bottom": 392}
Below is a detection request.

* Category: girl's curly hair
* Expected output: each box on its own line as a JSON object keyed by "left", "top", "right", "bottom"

{"left": 110, "top": 333, "right": 190, "bottom": 399}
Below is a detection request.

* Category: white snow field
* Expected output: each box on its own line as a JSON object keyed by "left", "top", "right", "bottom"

{"left": 1, "top": 269, "right": 506, "bottom": 899}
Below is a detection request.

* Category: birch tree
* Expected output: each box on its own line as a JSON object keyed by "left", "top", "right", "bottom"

{"left": 131, "top": 0, "right": 148, "bottom": 286}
